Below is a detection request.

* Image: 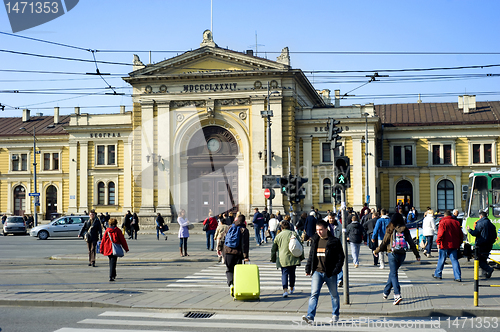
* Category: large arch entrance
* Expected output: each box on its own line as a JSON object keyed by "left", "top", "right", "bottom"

{"left": 187, "top": 126, "right": 239, "bottom": 221}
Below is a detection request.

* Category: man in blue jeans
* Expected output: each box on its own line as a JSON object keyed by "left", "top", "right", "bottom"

{"left": 252, "top": 207, "right": 264, "bottom": 246}
{"left": 433, "top": 210, "right": 463, "bottom": 282}
{"left": 303, "top": 219, "right": 344, "bottom": 324}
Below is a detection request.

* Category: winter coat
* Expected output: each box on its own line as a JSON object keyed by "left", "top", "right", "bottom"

{"left": 346, "top": 220, "right": 364, "bottom": 244}
{"left": 372, "top": 216, "right": 390, "bottom": 241}
{"left": 223, "top": 221, "right": 250, "bottom": 259}
{"left": 131, "top": 215, "right": 140, "bottom": 231}
{"left": 122, "top": 213, "right": 132, "bottom": 229}
{"left": 270, "top": 229, "right": 304, "bottom": 268}
{"left": 422, "top": 215, "right": 436, "bottom": 236}
{"left": 215, "top": 223, "right": 229, "bottom": 251}
{"left": 328, "top": 223, "right": 341, "bottom": 239}
{"left": 268, "top": 218, "right": 279, "bottom": 232}
{"left": 468, "top": 216, "right": 494, "bottom": 247}
{"left": 203, "top": 216, "right": 218, "bottom": 231}
{"left": 252, "top": 212, "right": 264, "bottom": 227}
{"left": 177, "top": 217, "right": 190, "bottom": 238}
{"left": 436, "top": 216, "right": 463, "bottom": 250}
{"left": 295, "top": 217, "right": 305, "bottom": 231}
{"left": 78, "top": 217, "right": 102, "bottom": 242}
{"left": 374, "top": 223, "right": 420, "bottom": 259}
{"left": 100, "top": 226, "right": 129, "bottom": 256}
{"left": 305, "top": 232, "right": 345, "bottom": 278}
{"left": 304, "top": 214, "right": 317, "bottom": 237}
{"left": 364, "top": 216, "right": 378, "bottom": 236}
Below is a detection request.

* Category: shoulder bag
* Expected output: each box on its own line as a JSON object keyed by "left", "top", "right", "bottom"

{"left": 108, "top": 232, "right": 125, "bottom": 257}
{"left": 203, "top": 218, "right": 209, "bottom": 231}
{"left": 84, "top": 221, "right": 94, "bottom": 243}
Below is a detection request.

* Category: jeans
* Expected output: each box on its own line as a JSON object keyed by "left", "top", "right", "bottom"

{"left": 434, "top": 248, "right": 461, "bottom": 280}
{"left": 254, "top": 224, "right": 262, "bottom": 245}
{"left": 337, "top": 269, "right": 343, "bottom": 283}
{"left": 306, "top": 271, "right": 340, "bottom": 320}
{"left": 108, "top": 255, "right": 117, "bottom": 279}
{"left": 156, "top": 226, "right": 165, "bottom": 239}
{"left": 425, "top": 235, "right": 433, "bottom": 254}
{"left": 261, "top": 224, "right": 269, "bottom": 243}
{"left": 383, "top": 252, "right": 405, "bottom": 297}
{"left": 270, "top": 231, "right": 277, "bottom": 241}
{"left": 379, "top": 251, "right": 386, "bottom": 268}
{"left": 206, "top": 229, "right": 215, "bottom": 250}
{"left": 350, "top": 242, "right": 361, "bottom": 265}
{"left": 281, "top": 266, "right": 296, "bottom": 289}
{"left": 179, "top": 237, "right": 188, "bottom": 253}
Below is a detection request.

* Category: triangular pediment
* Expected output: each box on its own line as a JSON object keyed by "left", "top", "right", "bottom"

{"left": 127, "top": 46, "right": 290, "bottom": 78}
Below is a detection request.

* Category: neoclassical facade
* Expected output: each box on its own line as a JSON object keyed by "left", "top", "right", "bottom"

{"left": 1, "top": 32, "right": 500, "bottom": 222}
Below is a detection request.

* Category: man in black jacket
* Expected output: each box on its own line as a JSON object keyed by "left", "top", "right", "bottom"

{"left": 78, "top": 210, "right": 102, "bottom": 267}
{"left": 468, "top": 211, "right": 496, "bottom": 278}
{"left": 303, "top": 219, "right": 344, "bottom": 324}
{"left": 364, "top": 211, "right": 380, "bottom": 265}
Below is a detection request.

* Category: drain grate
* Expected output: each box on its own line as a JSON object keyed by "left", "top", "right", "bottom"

{"left": 184, "top": 311, "right": 215, "bottom": 319}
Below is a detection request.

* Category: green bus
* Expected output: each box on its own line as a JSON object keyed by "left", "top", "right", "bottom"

{"left": 464, "top": 171, "right": 500, "bottom": 250}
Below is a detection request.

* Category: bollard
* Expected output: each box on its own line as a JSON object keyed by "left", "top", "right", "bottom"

{"left": 474, "top": 254, "right": 479, "bottom": 306}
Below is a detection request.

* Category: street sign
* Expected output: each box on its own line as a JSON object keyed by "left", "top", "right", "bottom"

{"left": 262, "top": 175, "right": 281, "bottom": 189}
{"left": 29, "top": 192, "right": 40, "bottom": 197}
{"left": 264, "top": 188, "right": 275, "bottom": 199}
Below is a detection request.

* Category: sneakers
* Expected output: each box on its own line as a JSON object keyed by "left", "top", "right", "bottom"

{"left": 454, "top": 279, "right": 462, "bottom": 282}
{"left": 338, "top": 280, "right": 343, "bottom": 287}
{"left": 282, "top": 291, "right": 288, "bottom": 298}
{"left": 329, "top": 316, "right": 339, "bottom": 324}
{"left": 354, "top": 264, "right": 359, "bottom": 268}
{"left": 426, "top": 253, "right": 433, "bottom": 258}
{"left": 302, "top": 315, "right": 313, "bottom": 325}
{"left": 218, "top": 256, "right": 222, "bottom": 263}
{"left": 432, "top": 274, "right": 442, "bottom": 280}
{"left": 289, "top": 287, "right": 294, "bottom": 294}
{"left": 393, "top": 296, "right": 403, "bottom": 305}
{"left": 383, "top": 293, "right": 388, "bottom": 300}
{"left": 379, "top": 265, "right": 385, "bottom": 269}
{"left": 486, "top": 269, "right": 494, "bottom": 279}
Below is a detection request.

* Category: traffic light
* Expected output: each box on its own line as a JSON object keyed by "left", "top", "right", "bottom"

{"left": 296, "top": 176, "right": 308, "bottom": 201}
{"left": 280, "top": 176, "right": 288, "bottom": 195}
{"left": 335, "top": 156, "right": 350, "bottom": 188}
{"left": 332, "top": 186, "right": 341, "bottom": 204}
{"left": 327, "top": 119, "right": 342, "bottom": 142}
{"left": 288, "top": 175, "right": 298, "bottom": 201}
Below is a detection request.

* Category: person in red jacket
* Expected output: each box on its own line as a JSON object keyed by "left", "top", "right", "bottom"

{"left": 101, "top": 218, "right": 129, "bottom": 282}
{"left": 432, "top": 210, "right": 463, "bottom": 282}
{"left": 203, "top": 210, "right": 218, "bottom": 251}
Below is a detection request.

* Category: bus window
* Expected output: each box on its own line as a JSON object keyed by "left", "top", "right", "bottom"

{"left": 469, "top": 176, "right": 488, "bottom": 218}
{"left": 492, "top": 178, "right": 500, "bottom": 218}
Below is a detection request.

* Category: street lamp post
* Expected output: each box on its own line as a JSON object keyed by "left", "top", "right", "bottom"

{"left": 261, "top": 83, "right": 279, "bottom": 214}
{"left": 20, "top": 126, "right": 39, "bottom": 227}
{"left": 363, "top": 113, "right": 370, "bottom": 208}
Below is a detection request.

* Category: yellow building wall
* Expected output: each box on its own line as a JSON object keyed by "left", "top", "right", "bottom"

{"left": 0, "top": 148, "right": 7, "bottom": 212}
{"left": 61, "top": 146, "right": 69, "bottom": 212}
{"left": 416, "top": 139, "right": 428, "bottom": 167}
{"left": 344, "top": 137, "right": 353, "bottom": 206}
{"left": 132, "top": 102, "right": 142, "bottom": 211}
{"left": 88, "top": 143, "right": 94, "bottom": 210}
{"left": 282, "top": 97, "right": 296, "bottom": 175}
{"left": 456, "top": 138, "right": 468, "bottom": 167}
{"left": 311, "top": 138, "right": 320, "bottom": 207}
{"left": 382, "top": 139, "right": 390, "bottom": 161}
{"left": 77, "top": 142, "right": 81, "bottom": 210}
{"left": 419, "top": 173, "right": 431, "bottom": 209}
{"left": 380, "top": 173, "right": 390, "bottom": 209}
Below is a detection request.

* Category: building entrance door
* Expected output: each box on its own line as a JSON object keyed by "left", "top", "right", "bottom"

{"left": 45, "top": 185, "right": 57, "bottom": 220}
{"left": 396, "top": 180, "right": 413, "bottom": 214}
{"left": 14, "top": 185, "right": 26, "bottom": 216}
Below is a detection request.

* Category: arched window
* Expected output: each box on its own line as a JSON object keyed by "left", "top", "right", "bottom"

{"left": 108, "top": 182, "right": 115, "bottom": 205}
{"left": 437, "top": 179, "right": 454, "bottom": 210}
{"left": 97, "top": 182, "right": 105, "bottom": 205}
{"left": 323, "top": 178, "right": 332, "bottom": 203}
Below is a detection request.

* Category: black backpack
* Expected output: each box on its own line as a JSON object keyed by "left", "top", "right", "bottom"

{"left": 486, "top": 220, "right": 498, "bottom": 245}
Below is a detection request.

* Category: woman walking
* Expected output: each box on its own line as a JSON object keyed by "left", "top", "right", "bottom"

{"left": 100, "top": 218, "right": 129, "bottom": 281}
{"left": 271, "top": 220, "right": 304, "bottom": 297}
{"left": 268, "top": 214, "right": 279, "bottom": 240}
{"left": 422, "top": 209, "right": 436, "bottom": 258}
{"left": 156, "top": 213, "right": 167, "bottom": 240}
{"left": 131, "top": 212, "right": 140, "bottom": 240}
{"left": 203, "top": 211, "right": 218, "bottom": 251}
{"left": 177, "top": 209, "right": 190, "bottom": 257}
{"left": 374, "top": 212, "right": 420, "bottom": 305}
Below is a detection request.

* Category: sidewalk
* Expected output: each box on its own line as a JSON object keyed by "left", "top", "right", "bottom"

{"left": 2, "top": 237, "right": 500, "bottom": 318}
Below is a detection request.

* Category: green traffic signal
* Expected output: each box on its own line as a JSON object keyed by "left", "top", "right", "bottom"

{"left": 337, "top": 174, "right": 346, "bottom": 184}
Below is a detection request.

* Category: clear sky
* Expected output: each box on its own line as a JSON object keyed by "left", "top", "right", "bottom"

{"left": 1, "top": 0, "right": 499, "bottom": 118}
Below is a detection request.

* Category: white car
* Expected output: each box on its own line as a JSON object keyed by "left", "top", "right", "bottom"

{"left": 30, "top": 215, "right": 90, "bottom": 240}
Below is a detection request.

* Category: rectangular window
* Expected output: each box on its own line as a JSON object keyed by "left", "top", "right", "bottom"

{"left": 485, "top": 144, "right": 492, "bottom": 163}
{"left": 322, "top": 143, "right": 331, "bottom": 163}
{"left": 432, "top": 145, "right": 441, "bottom": 165}
{"left": 107, "top": 145, "right": 115, "bottom": 165}
{"left": 443, "top": 145, "right": 452, "bottom": 164}
{"left": 393, "top": 146, "right": 402, "bottom": 165}
{"left": 404, "top": 146, "right": 412, "bottom": 165}
{"left": 97, "top": 145, "right": 105, "bottom": 165}
{"left": 21, "top": 154, "right": 28, "bottom": 171}
{"left": 52, "top": 153, "right": 59, "bottom": 170}
{"left": 44, "top": 153, "right": 51, "bottom": 170}
{"left": 473, "top": 144, "right": 481, "bottom": 164}
{"left": 12, "top": 155, "right": 20, "bottom": 171}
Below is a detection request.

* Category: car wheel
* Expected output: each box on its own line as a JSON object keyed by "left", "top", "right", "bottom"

{"left": 38, "top": 230, "right": 49, "bottom": 240}
{"left": 3, "top": 232, "right": 7, "bottom": 236}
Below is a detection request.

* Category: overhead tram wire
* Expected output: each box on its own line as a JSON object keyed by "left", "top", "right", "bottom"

{"left": 0, "top": 69, "right": 125, "bottom": 76}
{"left": 0, "top": 49, "right": 130, "bottom": 66}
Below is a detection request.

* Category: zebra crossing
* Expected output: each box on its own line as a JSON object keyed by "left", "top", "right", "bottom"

{"left": 52, "top": 310, "right": 446, "bottom": 332}
{"left": 164, "top": 244, "right": 414, "bottom": 290}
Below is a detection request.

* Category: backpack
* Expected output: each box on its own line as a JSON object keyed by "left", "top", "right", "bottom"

{"left": 289, "top": 233, "right": 303, "bottom": 257}
{"left": 392, "top": 229, "right": 408, "bottom": 254}
{"left": 486, "top": 220, "right": 498, "bottom": 245}
{"left": 224, "top": 225, "right": 241, "bottom": 249}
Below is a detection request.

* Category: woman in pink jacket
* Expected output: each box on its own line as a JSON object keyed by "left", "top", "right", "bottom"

{"left": 101, "top": 218, "right": 129, "bottom": 282}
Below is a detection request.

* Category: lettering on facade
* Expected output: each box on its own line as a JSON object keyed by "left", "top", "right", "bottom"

{"left": 183, "top": 83, "right": 237, "bottom": 92}
{"left": 315, "top": 127, "right": 328, "bottom": 132}
{"left": 89, "top": 133, "right": 121, "bottom": 138}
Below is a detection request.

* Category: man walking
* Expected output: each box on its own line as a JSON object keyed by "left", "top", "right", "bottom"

{"left": 252, "top": 208, "right": 264, "bottom": 246}
{"left": 303, "top": 219, "right": 344, "bottom": 324}
{"left": 372, "top": 209, "right": 391, "bottom": 269}
{"left": 432, "top": 210, "right": 463, "bottom": 282}
{"left": 346, "top": 215, "right": 364, "bottom": 268}
{"left": 78, "top": 209, "right": 102, "bottom": 267}
{"left": 364, "top": 211, "right": 380, "bottom": 266}
{"left": 468, "top": 211, "right": 497, "bottom": 279}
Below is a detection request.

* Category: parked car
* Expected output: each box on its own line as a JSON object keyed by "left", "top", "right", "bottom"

{"left": 30, "top": 215, "right": 90, "bottom": 240}
{"left": 3, "top": 216, "right": 27, "bottom": 235}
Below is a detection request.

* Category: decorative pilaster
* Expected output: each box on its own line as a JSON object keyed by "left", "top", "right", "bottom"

{"left": 302, "top": 137, "right": 313, "bottom": 206}
{"left": 157, "top": 102, "right": 172, "bottom": 216}
{"left": 79, "top": 141, "right": 88, "bottom": 212}
{"left": 140, "top": 101, "right": 155, "bottom": 213}
{"left": 68, "top": 141, "right": 78, "bottom": 213}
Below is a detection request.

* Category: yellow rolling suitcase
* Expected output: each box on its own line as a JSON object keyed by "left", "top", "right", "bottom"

{"left": 232, "top": 263, "right": 260, "bottom": 301}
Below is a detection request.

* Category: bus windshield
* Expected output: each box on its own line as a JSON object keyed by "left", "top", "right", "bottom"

{"left": 469, "top": 175, "right": 488, "bottom": 218}
{"left": 492, "top": 178, "right": 500, "bottom": 218}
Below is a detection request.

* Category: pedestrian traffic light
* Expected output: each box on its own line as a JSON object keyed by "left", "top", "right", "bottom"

{"left": 335, "top": 156, "right": 350, "bottom": 188}
{"left": 280, "top": 176, "right": 289, "bottom": 195}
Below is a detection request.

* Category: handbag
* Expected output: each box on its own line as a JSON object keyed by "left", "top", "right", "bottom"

{"left": 162, "top": 224, "right": 169, "bottom": 232}
{"left": 187, "top": 223, "right": 194, "bottom": 230}
{"left": 289, "top": 233, "right": 303, "bottom": 257}
{"left": 369, "top": 238, "right": 378, "bottom": 251}
{"left": 108, "top": 232, "right": 124, "bottom": 257}
{"left": 203, "top": 219, "right": 209, "bottom": 232}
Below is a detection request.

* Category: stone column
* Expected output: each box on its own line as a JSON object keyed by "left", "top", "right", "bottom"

{"left": 157, "top": 101, "right": 172, "bottom": 216}
{"left": 140, "top": 101, "right": 155, "bottom": 214}
{"left": 79, "top": 141, "right": 88, "bottom": 212}
{"left": 270, "top": 97, "right": 285, "bottom": 211}
{"left": 68, "top": 141, "right": 78, "bottom": 213}
{"left": 302, "top": 137, "right": 313, "bottom": 206}
{"left": 122, "top": 139, "right": 132, "bottom": 212}
{"left": 352, "top": 135, "right": 363, "bottom": 210}
{"left": 251, "top": 98, "right": 267, "bottom": 210}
